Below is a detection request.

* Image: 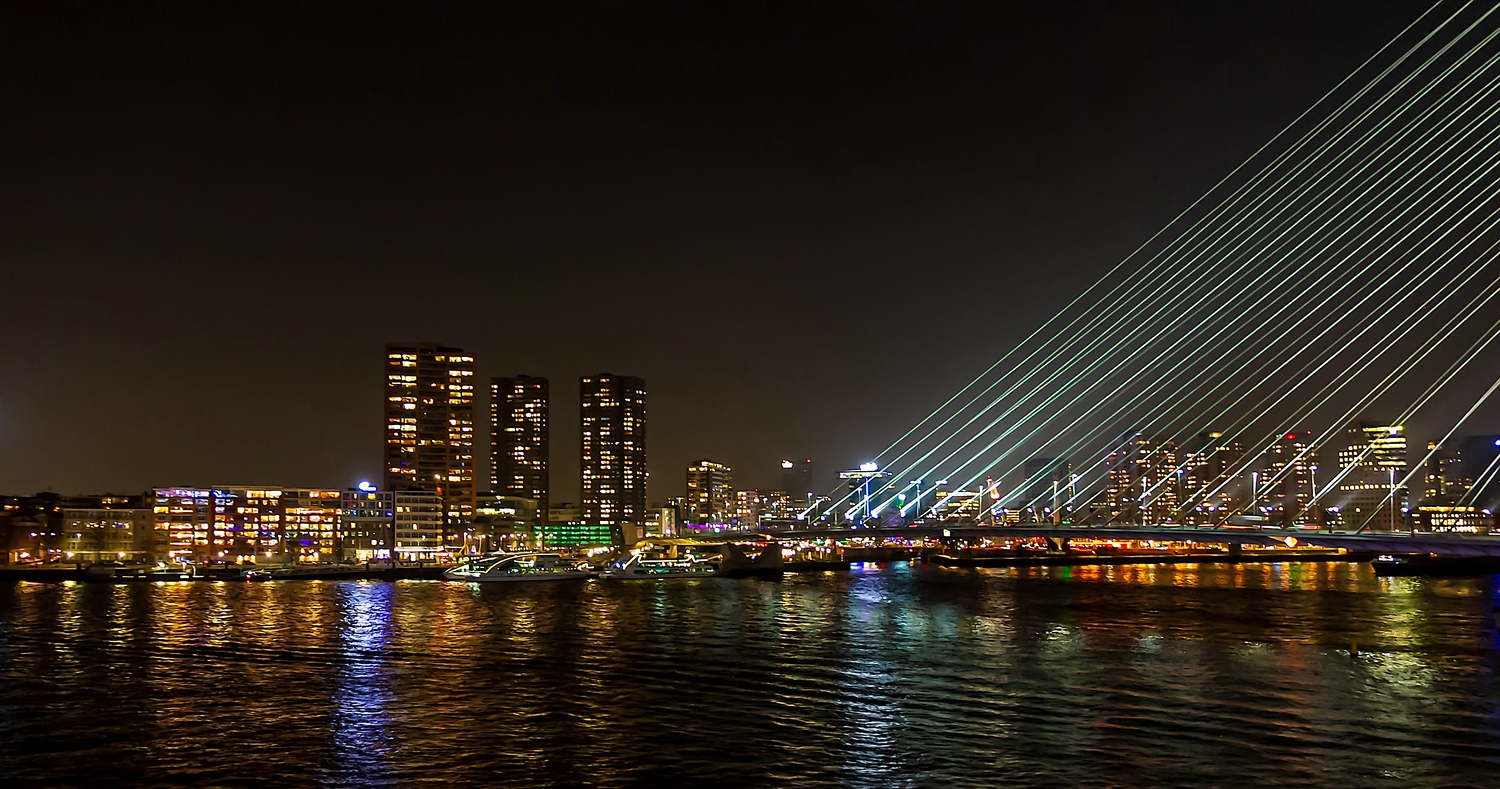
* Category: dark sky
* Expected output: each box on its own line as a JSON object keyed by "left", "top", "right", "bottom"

{"left": 0, "top": 1, "right": 1433, "bottom": 500}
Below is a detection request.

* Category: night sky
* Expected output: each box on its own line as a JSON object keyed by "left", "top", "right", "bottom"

{"left": 0, "top": 1, "right": 1434, "bottom": 500}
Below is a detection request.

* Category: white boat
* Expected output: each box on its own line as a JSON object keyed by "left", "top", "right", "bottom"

{"left": 600, "top": 552, "right": 718, "bottom": 580}
{"left": 443, "top": 552, "right": 593, "bottom": 583}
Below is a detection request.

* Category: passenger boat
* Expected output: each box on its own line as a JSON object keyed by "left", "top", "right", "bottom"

{"left": 443, "top": 552, "right": 594, "bottom": 583}
{"left": 601, "top": 552, "right": 718, "bottom": 580}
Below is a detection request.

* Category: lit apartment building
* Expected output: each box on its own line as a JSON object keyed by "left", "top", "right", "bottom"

{"left": 491, "top": 375, "right": 549, "bottom": 525}
{"left": 687, "top": 459, "right": 734, "bottom": 524}
{"left": 60, "top": 495, "right": 155, "bottom": 563}
{"left": 580, "top": 373, "right": 646, "bottom": 542}
{"left": 384, "top": 343, "right": 477, "bottom": 522}
{"left": 282, "top": 489, "right": 341, "bottom": 562}
{"left": 393, "top": 489, "right": 445, "bottom": 558}
{"left": 1101, "top": 432, "right": 1178, "bottom": 524}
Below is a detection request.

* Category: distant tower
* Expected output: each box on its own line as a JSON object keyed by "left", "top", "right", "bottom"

{"left": 779, "top": 458, "right": 813, "bottom": 506}
{"left": 491, "top": 375, "right": 549, "bottom": 525}
{"left": 384, "top": 343, "right": 476, "bottom": 522}
{"left": 580, "top": 374, "right": 647, "bottom": 540}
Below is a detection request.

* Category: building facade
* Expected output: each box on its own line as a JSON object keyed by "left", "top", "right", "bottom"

{"left": 384, "top": 343, "right": 477, "bottom": 522}
{"left": 490, "top": 375, "right": 549, "bottom": 526}
{"left": 580, "top": 373, "right": 646, "bottom": 542}
{"left": 686, "top": 459, "right": 734, "bottom": 525}
{"left": 1334, "top": 422, "right": 1408, "bottom": 530}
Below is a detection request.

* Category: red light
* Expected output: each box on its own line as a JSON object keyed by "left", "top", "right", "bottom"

{"left": 1285, "top": 433, "right": 1296, "bottom": 441}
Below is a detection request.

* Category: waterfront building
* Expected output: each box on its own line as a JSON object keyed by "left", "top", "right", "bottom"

{"left": 475, "top": 492, "right": 540, "bottom": 550}
{"left": 580, "top": 373, "right": 646, "bottom": 543}
{"left": 282, "top": 489, "right": 341, "bottom": 562}
{"left": 341, "top": 488, "right": 394, "bottom": 561}
{"left": 645, "top": 506, "right": 676, "bottom": 537}
{"left": 153, "top": 488, "right": 211, "bottom": 561}
{"left": 59, "top": 494, "right": 155, "bottom": 563}
{"left": 393, "top": 490, "right": 445, "bottom": 558}
{"left": 1334, "top": 422, "right": 1408, "bottom": 530}
{"left": 490, "top": 375, "right": 549, "bottom": 526}
{"left": 383, "top": 343, "right": 477, "bottom": 522}
{"left": 547, "top": 501, "right": 582, "bottom": 525}
{"left": 1414, "top": 504, "right": 1494, "bottom": 534}
{"left": 544, "top": 521, "right": 616, "bottom": 548}
{"left": 1260, "top": 431, "right": 1321, "bottom": 527}
{"left": 733, "top": 489, "right": 765, "bottom": 529}
{"left": 209, "top": 487, "right": 284, "bottom": 562}
{"left": 686, "top": 459, "right": 734, "bottom": 524}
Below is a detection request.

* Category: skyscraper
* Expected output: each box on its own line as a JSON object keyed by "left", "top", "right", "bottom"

{"left": 779, "top": 458, "right": 814, "bottom": 506}
{"left": 687, "top": 459, "right": 734, "bottom": 524}
{"left": 580, "top": 373, "right": 646, "bottom": 541}
{"left": 1260, "top": 430, "right": 1320, "bottom": 527}
{"left": 384, "top": 343, "right": 476, "bottom": 522}
{"left": 491, "top": 375, "right": 549, "bottom": 525}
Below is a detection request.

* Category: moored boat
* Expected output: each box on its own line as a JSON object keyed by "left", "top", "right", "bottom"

{"left": 601, "top": 552, "right": 718, "bottom": 580}
{"left": 443, "top": 552, "right": 594, "bottom": 582}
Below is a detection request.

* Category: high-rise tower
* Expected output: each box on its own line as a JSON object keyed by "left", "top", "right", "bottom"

{"left": 384, "top": 343, "right": 476, "bottom": 523}
{"left": 580, "top": 373, "right": 646, "bottom": 540}
{"left": 491, "top": 375, "right": 549, "bottom": 525}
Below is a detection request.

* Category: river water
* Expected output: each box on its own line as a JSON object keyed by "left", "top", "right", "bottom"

{"left": 1, "top": 562, "right": 1497, "bottom": 788}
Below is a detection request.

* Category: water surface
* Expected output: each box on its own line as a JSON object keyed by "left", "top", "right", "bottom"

{"left": 1, "top": 562, "right": 1497, "bottom": 788}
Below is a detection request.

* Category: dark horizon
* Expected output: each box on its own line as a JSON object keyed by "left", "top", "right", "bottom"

{"left": 2, "top": 1, "right": 1471, "bottom": 501}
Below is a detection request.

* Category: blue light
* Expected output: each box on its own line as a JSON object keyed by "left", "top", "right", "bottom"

{"left": 358, "top": 481, "right": 377, "bottom": 492}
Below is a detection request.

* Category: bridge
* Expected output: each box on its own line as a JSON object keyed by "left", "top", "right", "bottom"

{"left": 761, "top": 524, "right": 1500, "bottom": 558}
{"left": 794, "top": 20, "right": 1500, "bottom": 554}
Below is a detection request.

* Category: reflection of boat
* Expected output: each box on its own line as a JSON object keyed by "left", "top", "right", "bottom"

{"left": 83, "top": 563, "right": 160, "bottom": 582}
{"left": 1371, "top": 553, "right": 1500, "bottom": 576}
{"left": 443, "top": 552, "right": 594, "bottom": 582}
{"left": 717, "top": 543, "right": 784, "bottom": 579}
{"left": 601, "top": 552, "right": 719, "bottom": 580}
{"left": 244, "top": 565, "right": 371, "bottom": 581}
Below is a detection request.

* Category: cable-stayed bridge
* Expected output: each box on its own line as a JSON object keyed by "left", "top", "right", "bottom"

{"left": 805, "top": 1, "right": 1500, "bottom": 550}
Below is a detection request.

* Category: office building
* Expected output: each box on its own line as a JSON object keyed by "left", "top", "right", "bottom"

{"left": 1335, "top": 422, "right": 1408, "bottom": 530}
{"left": 687, "top": 459, "right": 734, "bottom": 524}
{"left": 384, "top": 343, "right": 477, "bottom": 522}
{"left": 491, "top": 375, "right": 549, "bottom": 525}
{"left": 580, "top": 373, "right": 647, "bottom": 542}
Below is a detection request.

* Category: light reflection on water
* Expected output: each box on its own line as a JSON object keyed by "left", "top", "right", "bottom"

{"left": 0, "top": 562, "right": 1497, "bottom": 788}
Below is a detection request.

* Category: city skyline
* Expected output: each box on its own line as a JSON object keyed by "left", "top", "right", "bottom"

{"left": 9, "top": 2, "right": 1488, "bottom": 502}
